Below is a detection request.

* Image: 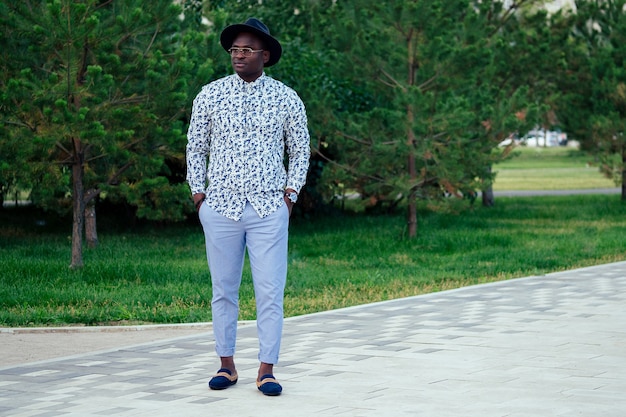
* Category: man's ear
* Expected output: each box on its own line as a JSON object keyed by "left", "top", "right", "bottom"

{"left": 263, "top": 50, "right": 270, "bottom": 65}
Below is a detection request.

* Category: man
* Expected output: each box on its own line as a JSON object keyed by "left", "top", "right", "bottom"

{"left": 186, "top": 18, "right": 310, "bottom": 396}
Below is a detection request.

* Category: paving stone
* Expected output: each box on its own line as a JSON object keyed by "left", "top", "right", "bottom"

{"left": 1, "top": 261, "right": 625, "bottom": 416}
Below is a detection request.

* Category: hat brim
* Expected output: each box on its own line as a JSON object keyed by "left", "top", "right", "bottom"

{"left": 220, "top": 24, "right": 282, "bottom": 67}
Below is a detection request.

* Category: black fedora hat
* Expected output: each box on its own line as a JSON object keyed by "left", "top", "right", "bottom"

{"left": 220, "top": 18, "right": 282, "bottom": 67}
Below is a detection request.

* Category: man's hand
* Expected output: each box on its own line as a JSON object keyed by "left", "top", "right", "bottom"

{"left": 193, "top": 193, "right": 206, "bottom": 212}
{"left": 283, "top": 188, "right": 297, "bottom": 216}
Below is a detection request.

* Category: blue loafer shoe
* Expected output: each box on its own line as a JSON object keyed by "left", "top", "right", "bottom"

{"left": 256, "top": 374, "right": 282, "bottom": 396}
{"left": 208, "top": 368, "right": 238, "bottom": 390}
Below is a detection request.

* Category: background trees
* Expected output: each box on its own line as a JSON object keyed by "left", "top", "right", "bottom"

{"left": 1, "top": 0, "right": 211, "bottom": 267}
{"left": 2, "top": 0, "right": 624, "bottom": 264}
{"left": 241, "top": 0, "right": 550, "bottom": 235}
{"left": 556, "top": 0, "right": 626, "bottom": 199}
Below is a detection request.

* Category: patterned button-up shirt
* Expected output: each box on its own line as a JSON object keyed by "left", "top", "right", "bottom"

{"left": 186, "top": 73, "right": 310, "bottom": 221}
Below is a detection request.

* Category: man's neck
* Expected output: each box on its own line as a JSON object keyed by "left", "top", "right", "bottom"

{"left": 237, "top": 72, "right": 264, "bottom": 83}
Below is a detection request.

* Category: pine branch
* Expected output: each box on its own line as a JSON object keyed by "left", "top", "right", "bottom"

{"left": 55, "top": 141, "right": 73, "bottom": 159}
{"left": 379, "top": 67, "right": 407, "bottom": 92}
{"left": 315, "top": 148, "right": 386, "bottom": 183}
{"left": 83, "top": 161, "right": 133, "bottom": 205}
{"left": 334, "top": 131, "right": 372, "bottom": 146}
{"left": 2, "top": 119, "right": 36, "bottom": 132}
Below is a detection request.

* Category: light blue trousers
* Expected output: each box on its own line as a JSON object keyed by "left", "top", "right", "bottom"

{"left": 199, "top": 201, "right": 289, "bottom": 364}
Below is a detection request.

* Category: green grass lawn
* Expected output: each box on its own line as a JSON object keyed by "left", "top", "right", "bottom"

{"left": 1, "top": 192, "right": 625, "bottom": 326}
{"left": 1, "top": 145, "right": 623, "bottom": 326}
{"left": 493, "top": 146, "right": 616, "bottom": 190}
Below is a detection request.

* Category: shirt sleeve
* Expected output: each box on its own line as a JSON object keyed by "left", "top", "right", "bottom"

{"left": 186, "top": 88, "right": 211, "bottom": 195}
{"left": 284, "top": 92, "right": 311, "bottom": 193}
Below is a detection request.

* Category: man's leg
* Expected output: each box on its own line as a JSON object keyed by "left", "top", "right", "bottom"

{"left": 199, "top": 204, "right": 246, "bottom": 362}
{"left": 244, "top": 203, "right": 289, "bottom": 371}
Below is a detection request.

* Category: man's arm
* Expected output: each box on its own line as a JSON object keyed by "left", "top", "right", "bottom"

{"left": 186, "top": 89, "right": 211, "bottom": 210}
{"left": 284, "top": 94, "right": 311, "bottom": 194}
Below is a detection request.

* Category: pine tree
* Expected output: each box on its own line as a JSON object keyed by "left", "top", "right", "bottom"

{"left": 300, "top": 0, "right": 546, "bottom": 235}
{"left": 1, "top": 0, "right": 212, "bottom": 267}
{"left": 558, "top": 0, "right": 626, "bottom": 199}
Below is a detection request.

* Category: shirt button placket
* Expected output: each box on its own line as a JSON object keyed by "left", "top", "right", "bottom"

{"left": 242, "top": 85, "right": 253, "bottom": 204}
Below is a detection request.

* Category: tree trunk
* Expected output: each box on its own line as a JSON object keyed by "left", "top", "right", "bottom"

{"left": 482, "top": 165, "right": 495, "bottom": 207}
{"left": 85, "top": 196, "right": 98, "bottom": 248}
{"left": 70, "top": 35, "right": 90, "bottom": 267}
{"left": 407, "top": 199, "right": 417, "bottom": 237}
{"left": 407, "top": 114, "right": 418, "bottom": 238}
{"left": 406, "top": 30, "right": 418, "bottom": 238}
{"left": 482, "top": 186, "right": 495, "bottom": 207}
{"left": 622, "top": 151, "right": 626, "bottom": 201}
{"left": 70, "top": 138, "right": 85, "bottom": 269}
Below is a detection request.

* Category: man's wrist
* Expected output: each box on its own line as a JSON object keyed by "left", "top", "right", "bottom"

{"left": 193, "top": 193, "right": 206, "bottom": 210}
{"left": 284, "top": 189, "right": 298, "bottom": 204}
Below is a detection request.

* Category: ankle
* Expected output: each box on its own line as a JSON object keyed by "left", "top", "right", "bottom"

{"left": 258, "top": 362, "right": 274, "bottom": 379}
{"left": 220, "top": 356, "right": 236, "bottom": 372}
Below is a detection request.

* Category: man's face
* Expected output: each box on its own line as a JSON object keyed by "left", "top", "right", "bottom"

{"left": 230, "top": 32, "right": 269, "bottom": 82}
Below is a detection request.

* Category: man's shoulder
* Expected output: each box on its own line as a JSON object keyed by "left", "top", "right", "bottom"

{"left": 202, "top": 74, "right": 236, "bottom": 91}
{"left": 204, "top": 74, "right": 236, "bottom": 88}
{"left": 264, "top": 77, "right": 302, "bottom": 102}
{"left": 264, "top": 76, "right": 293, "bottom": 91}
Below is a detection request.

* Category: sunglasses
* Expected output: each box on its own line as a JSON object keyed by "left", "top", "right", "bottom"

{"left": 228, "top": 47, "right": 264, "bottom": 57}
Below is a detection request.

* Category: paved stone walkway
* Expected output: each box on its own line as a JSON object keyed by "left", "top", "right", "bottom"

{"left": 1, "top": 261, "right": 625, "bottom": 417}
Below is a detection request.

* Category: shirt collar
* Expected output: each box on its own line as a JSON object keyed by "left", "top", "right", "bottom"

{"left": 233, "top": 72, "right": 267, "bottom": 90}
